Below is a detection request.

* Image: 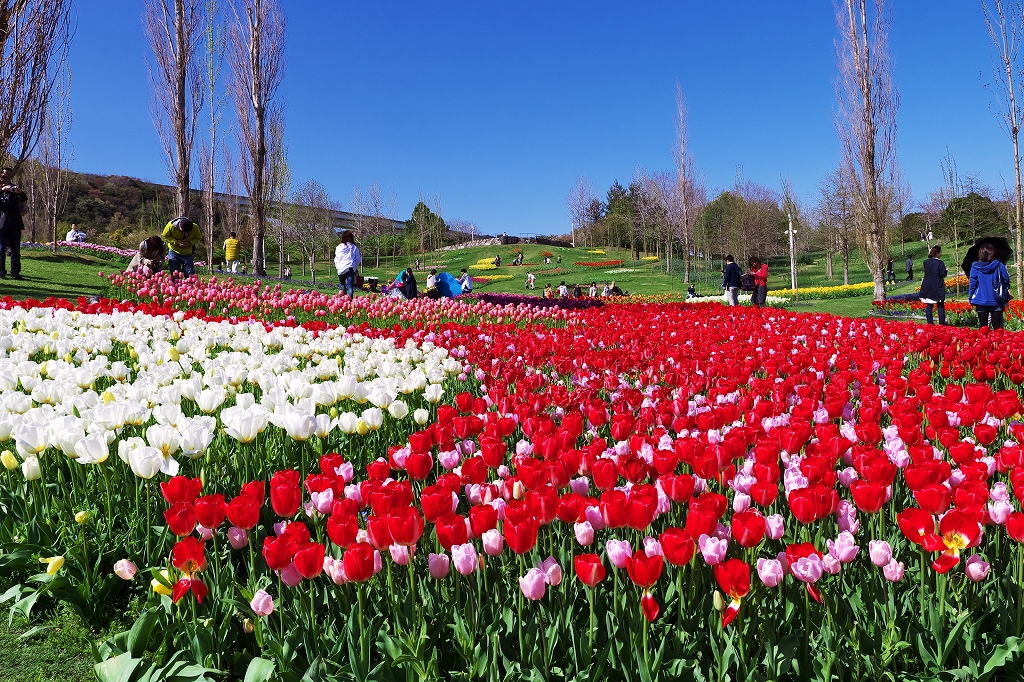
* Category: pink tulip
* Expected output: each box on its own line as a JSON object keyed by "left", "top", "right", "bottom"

{"left": 251, "top": 589, "right": 275, "bottom": 617}
{"left": 113, "top": 559, "right": 137, "bottom": 581}
{"left": 991, "top": 482, "right": 1010, "bottom": 502}
{"left": 585, "top": 506, "right": 606, "bottom": 531}
{"left": 428, "top": 552, "right": 450, "bottom": 579}
{"left": 569, "top": 477, "right": 589, "bottom": 496}
{"left": 574, "top": 521, "right": 595, "bottom": 546}
{"left": 452, "top": 543, "right": 478, "bottom": 575}
{"left": 868, "top": 540, "right": 892, "bottom": 567}
{"left": 228, "top": 527, "right": 248, "bottom": 549}
{"left": 643, "top": 537, "right": 663, "bottom": 557}
{"left": 481, "top": 529, "right": 504, "bottom": 556}
{"left": 698, "top": 534, "right": 728, "bottom": 565}
{"left": 313, "top": 488, "right": 334, "bottom": 515}
{"left": 324, "top": 557, "right": 348, "bottom": 585}
{"left": 965, "top": 554, "right": 990, "bottom": 582}
{"left": 196, "top": 525, "right": 214, "bottom": 541}
{"left": 790, "top": 555, "right": 824, "bottom": 584}
{"left": 756, "top": 558, "right": 784, "bottom": 587}
{"left": 883, "top": 558, "right": 905, "bottom": 582}
{"left": 765, "top": 514, "right": 785, "bottom": 540}
{"left": 280, "top": 563, "right": 303, "bottom": 587}
{"left": 537, "top": 556, "right": 562, "bottom": 585}
{"left": 826, "top": 531, "right": 859, "bottom": 563}
{"left": 822, "top": 554, "right": 842, "bottom": 575}
{"left": 606, "top": 539, "right": 633, "bottom": 569}
{"left": 390, "top": 544, "right": 412, "bottom": 566}
{"left": 988, "top": 499, "right": 1012, "bottom": 525}
{"left": 439, "top": 450, "right": 461, "bottom": 470}
{"left": 732, "top": 492, "right": 751, "bottom": 513}
{"left": 519, "top": 567, "right": 547, "bottom": 600}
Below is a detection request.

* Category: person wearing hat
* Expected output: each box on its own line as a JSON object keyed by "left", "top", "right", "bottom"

{"left": 161, "top": 216, "right": 202, "bottom": 277}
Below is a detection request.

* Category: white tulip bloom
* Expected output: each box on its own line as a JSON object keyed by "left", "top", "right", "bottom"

{"left": 128, "top": 446, "right": 165, "bottom": 479}
{"left": 283, "top": 411, "right": 317, "bottom": 441}
{"left": 362, "top": 408, "right": 384, "bottom": 431}
{"left": 197, "top": 387, "right": 227, "bottom": 414}
{"left": 337, "top": 412, "right": 358, "bottom": 435}
{"left": 424, "top": 384, "right": 444, "bottom": 404}
{"left": 22, "top": 455, "right": 41, "bottom": 480}
{"left": 388, "top": 400, "right": 409, "bottom": 420}
{"left": 414, "top": 409, "right": 430, "bottom": 425}
{"left": 74, "top": 433, "right": 110, "bottom": 464}
{"left": 314, "top": 413, "right": 334, "bottom": 439}
{"left": 13, "top": 422, "right": 48, "bottom": 459}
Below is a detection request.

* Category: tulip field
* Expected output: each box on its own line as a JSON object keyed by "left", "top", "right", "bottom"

{"left": 5, "top": 281, "right": 1024, "bottom": 682}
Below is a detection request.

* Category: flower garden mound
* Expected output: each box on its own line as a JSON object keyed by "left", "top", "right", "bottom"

{"left": 3, "top": 296, "right": 1024, "bottom": 680}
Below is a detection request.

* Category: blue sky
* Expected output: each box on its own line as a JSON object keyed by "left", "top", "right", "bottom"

{"left": 70, "top": 1, "right": 1009, "bottom": 235}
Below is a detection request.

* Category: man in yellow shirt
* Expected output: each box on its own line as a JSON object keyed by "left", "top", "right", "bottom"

{"left": 223, "top": 231, "right": 240, "bottom": 273}
{"left": 161, "top": 216, "right": 202, "bottom": 277}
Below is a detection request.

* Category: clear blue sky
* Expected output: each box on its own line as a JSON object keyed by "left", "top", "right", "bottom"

{"left": 70, "top": 1, "right": 1008, "bottom": 235}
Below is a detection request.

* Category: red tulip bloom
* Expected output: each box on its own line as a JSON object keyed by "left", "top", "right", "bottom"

{"left": 405, "top": 452, "right": 433, "bottom": 481}
{"left": 469, "top": 504, "right": 498, "bottom": 536}
{"left": 660, "top": 527, "right": 695, "bottom": 566}
{"left": 526, "top": 485, "right": 560, "bottom": 525}
{"left": 262, "top": 535, "right": 294, "bottom": 571}
{"left": 504, "top": 517, "right": 540, "bottom": 554}
{"left": 164, "top": 502, "right": 197, "bottom": 537}
{"left": 226, "top": 494, "right": 261, "bottom": 530}
{"left": 574, "top": 553, "right": 607, "bottom": 587}
{"left": 714, "top": 558, "right": 751, "bottom": 627}
{"left": 850, "top": 480, "right": 887, "bottom": 514}
{"left": 627, "top": 486, "right": 659, "bottom": 531}
{"left": 749, "top": 482, "right": 778, "bottom": 507}
{"left": 293, "top": 542, "right": 326, "bottom": 579}
{"left": 270, "top": 469, "right": 301, "bottom": 517}
{"left": 928, "top": 509, "right": 983, "bottom": 574}
{"left": 435, "top": 513, "right": 469, "bottom": 551}
{"left": 420, "top": 485, "right": 453, "bottom": 523}
{"left": 625, "top": 550, "right": 663, "bottom": 588}
{"left": 897, "top": 507, "right": 936, "bottom": 547}
{"left": 172, "top": 536, "right": 207, "bottom": 575}
{"left": 194, "top": 494, "right": 226, "bottom": 530}
{"left": 556, "top": 493, "right": 587, "bottom": 524}
{"left": 327, "top": 513, "right": 358, "bottom": 548}
{"left": 387, "top": 506, "right": 424, "bottom": 546}
{"left": 239, "top": 480, "right": 265, "bottom": 506}
{"left": 1008, "top": 512, "right": 1024, "bottom": 543}
{"left": 913, "top": 484, "right": 951, "bottom": 515}
{"left": 366, "top": 515, "right": 394, "bottom": 550}
{"left": 641, "top": 591, "right": 659, "bottom": 622}
{"left": 731, "top": 510, "right": 767, "bottom": 548}
{"left": 172, "top": 577, "right": 208, "bottom": 604}
{"left": 591, "top": 458, "right": 619, "bottom": 491}
{"left": 366, "top": 459, "right": 391, "bottom": 481}
{"left": 343, "top": 542, "right": 376, "bottom": 582}
{"left": 161, "top": 476, "right": 202, "bottom": 505}
{"left": 600, "top": 489, "right": 629, "bottom": 529}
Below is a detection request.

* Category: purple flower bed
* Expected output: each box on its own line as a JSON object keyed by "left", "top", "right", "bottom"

{"left": 476, "top": 293, "right": 604, "bottom": 310}
{"left": 885, "top": 291, "right": 921, "bottom": 302}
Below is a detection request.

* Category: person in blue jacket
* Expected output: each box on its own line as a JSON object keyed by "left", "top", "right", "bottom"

{"left": 969, "top": 242, "right": 1011, "bottom": 330}
{"left": 721, "top": 254, "right": 742, "bottom": 306}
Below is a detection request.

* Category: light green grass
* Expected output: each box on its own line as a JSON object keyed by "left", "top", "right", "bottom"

{"left": 5, "top": 250, "right": 116, "bottom": 301}
{"left": 0, "top": 609, "right": 96, "bottom": 682}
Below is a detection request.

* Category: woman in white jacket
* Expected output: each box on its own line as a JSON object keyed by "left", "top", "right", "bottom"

{"left": 334, "top": 230, "right": 362, "bottom": 298}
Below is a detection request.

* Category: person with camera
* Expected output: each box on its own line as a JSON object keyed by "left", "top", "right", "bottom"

{"left": 0, "top": 167, "right": 28, "bottom": 280}
{"left": 161, "top": 216, "right": 202, "bottom": 277}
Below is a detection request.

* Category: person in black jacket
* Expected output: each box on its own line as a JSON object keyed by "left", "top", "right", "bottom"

{"left": 0, "top": 167, "right": 27, "bottom": 280}
{"left": 919, "top": 245, "right": 947, "bottom": 325}
{"left": 722, "top": 255, "right": 742, "bottom": 306}
{"left": 398, "top": 267, "right": 418, "bottom": 299}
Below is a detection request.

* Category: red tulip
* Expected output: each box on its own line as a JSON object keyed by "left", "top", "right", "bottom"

{"left": 270, "top": 469, "right": 301, "bottom": 517}
{"left": 262, "top": 535, "right": 294, "bottom": 571}
{"left": 913, "top": 484, "right": 951, "bottom": 515}
{"left": 164, "top": 502, "right": 197, "bottom": 537}
{"left": 1007, "top": 512, "right": 1024, "bottom": 543}
{"left": 469, "top": 504, "right": 498, "bottom": 536}
{"left": 239, "top": 480, "right": 265, "bottom": 506}
{"left": 172, "top": 577, "right": 208, "bottom": 604}
{"left": 625, "top": 550, "right": 662, "bottom": 588}
{"left": 294, "top": 542, "right": 326, "bottom": 579}
{"left": 714, "top": 558, "right": 750, "bottom": 627}
{"left": 600, "top": 489, "right": 629, "bottom": 529}
{"left": 194, "top": 494, "right": 226, "bottom": 530}
{"left": 504, "top": 517, "right": 540, "bottom": 554}
{"left": 574, "top": 553, "right": 607, "bottom": 587}
{"left": 897, "top": 507, "right": 936, "bottom": 547}
{"left": 226, "top": 494, "right": 261, "bottom": 530}
{"left": 387, "top": 506, "right": 424, "bottom": 546}
{"left": 161, "top": 476, "right": 203, "bottom": 505}
{"left": 731, "top": 510, "right": 766, "bottom": 548}
{"left": 435, "top": 513, "right": 469, "bottom": 551}
{"left": 849, "top": 480, "right": 887, "bottom": 514}
{"left": 343, "top": 542, "right": 376, "bottom": 582}
{"left": 930, "top": 509, "right": 983, "bottom": 574}
{"left": 405, "top": 452, "right": 433, "bottom": 480}
{"left": 172, "top": 536, "right": 206, "bottom": 574}
{"left": 327, "top": 513, "right": 358, "bottom": 548}
{"left": 640, "top": 591, "right": 659, "bottom": 622}
{"left": 660, "top": 527, "right": 695, "bottom": 566}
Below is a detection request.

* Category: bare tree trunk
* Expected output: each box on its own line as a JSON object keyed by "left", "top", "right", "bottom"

{"left": 984, "top": 0, "right": 1024, "bottom": 296}
{"left": 39, "top": 63, "right": 72, "bottom": 255}
{"left": 228, "top": 0, "right": 285, "bottom": 277}
{"left": 835, "top": 0, "right": 900, "bottom": 302}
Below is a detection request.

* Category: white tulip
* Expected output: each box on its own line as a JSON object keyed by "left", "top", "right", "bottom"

{"left": 337, "top": 412, "right": 358, "bottom": 434}
{"left": 388, "top": 400, "right": 409, "bottom": 420}
{"left": 127, "top": 446, "right": 164, "bottom": 479}
{"left": 13, "top": 422, "right": 48, "bottom": 458}
{"left": 362, "top": 408, "right": 384, "bottom": 431}
{"left": 22, "top": 455, "right": 41, "bottom": 480}
{"left": 283, "top": 411, "right": 317, "bottom": 441}
{"left": 314, "top": 413, "right": 334, "bottom": 439}
{"left": 117, "top": 436, "right": 147, "bottom": 463}
{"left": 424, "top": 384, "right": 444, "bottom": 404}
{"left": 197, "top": 386, "right": 227, "bottom": 414}
{"left": 414, "top": 408, "right": 430, "bottom": 425}
{"left": 74, "top": 433, "right": 110, "bottom": 464}
{"left": 179, "top": 423, "right": 214, "bottom": 458}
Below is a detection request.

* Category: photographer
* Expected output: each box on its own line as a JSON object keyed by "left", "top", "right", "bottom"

{"left": 0, "top": 167, "right": 28, "bottom": 280}
{"left": 161, "top": 216, "right": 202, "bottom": 277}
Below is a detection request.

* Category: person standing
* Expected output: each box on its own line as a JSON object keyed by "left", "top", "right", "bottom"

{"left": 0, "top": 168, "right": 27, "bottom": 280}
{"left": 722, "top": 254, "right": 742, "bottom": 306}
{"left": 969, "top": 242, "right": 1011, "bottom": 330}
{"left": 905, "top": 256, "right": 914, "bottom": 282}
{"left": 887, "top": 258, "right": 895, "bottom": 285}
{"left": 333, "top": 230, "right": 362, "bottom": 298}
{"left": 558, "top": 280, "right": 568, "bottom": 298}
{"left": 456, "top": 267, "right": 472, "bottom": 294}
{"left": 525, "top": 272, "right": 536, "bottom": 289}
{"left": 919, "top": 245, "right": 947, "bottom": 325}
{"left": 398, "top": 267, "right": 418, "bottom": 299}
{"left": 224, "top": 232, "right": 240, "bottom": 272}
{"left": 161, "top": 216, "right": 202, "bottom": 277}
{"left": 748, "top": 256, "right": 769, "bottom": 308}
{"left": 589, "top": 281, "right": 598, "bottom": 297}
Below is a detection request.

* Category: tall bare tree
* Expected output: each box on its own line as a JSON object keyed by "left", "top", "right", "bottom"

{"left": 672, "top": 82, "right": 706, "bottom": 280}
{"left": 144, "top": 0, "right": 205, "bottom": 218}
{"left": 364, "top": 182, "right": 391, "bottom": 268}
{"left": 0, "top": 0, "right": 74, "bottom": 170}
{"left": 819, "top": 167, "right": 857, "bottom": 285}
{"left": 288, "top": 179, "right": 331, "bottom": 283}
{"left": 834, "top": 0, "right": 900, "bottom": 301}
{"left": 198, "top": 0, "right": 226, "bottom": 274}
{"left": 983, "top": 0, "right": 1024, "bottom": 295}
{"left": 940, "top": 150, "right": 965, "bottom": 290}
{"left": 38, "top": 62, "right": 72, "bottom": 252}
{"left": 566, "top": 174, "right": 595, "bottom": 248}
{"left": 227, "top": 0, "right": 285, "bottom": 275}
{"left": 265, "top": 110, "right": 289, "bottom": 277}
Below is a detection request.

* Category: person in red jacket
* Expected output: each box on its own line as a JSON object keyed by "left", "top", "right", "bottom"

{"left": 748, "top": 256, "right": 768, "bottom": 308}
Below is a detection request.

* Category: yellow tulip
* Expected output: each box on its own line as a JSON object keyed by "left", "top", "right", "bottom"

{"left": 356, "top": 418, "right": 369, "bottom": 436}
{"left": 151, "top": 569, "right": 173, "bottom": 596}
{"left": 75, "top": 511, "right": 91, "bottom": 524}
{"left": 39, "top": 556, "right": 64, "bottom": 575}
{"left": 101, "top": 390, "right": 116, "bottom": 404}
{"left": 1, "top": 450, "right": 18, "bottom": 470}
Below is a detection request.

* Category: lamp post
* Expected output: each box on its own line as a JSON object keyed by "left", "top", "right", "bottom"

{"left": 787, "top": 213, "right": 798, "bottom": 302}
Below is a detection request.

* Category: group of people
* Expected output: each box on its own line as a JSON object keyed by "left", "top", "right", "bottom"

{"left": 886, "top": 257, "right": 916, "bottom": 284}
{"left": 124, "top": 216, "right": 203, "bottom": 277}
{"left": 918, "top": 243, "right": 1012, "bottom": 330}
{"left": 541, "top": 280, "right": 622, "bottom": 299}
{"left": 721, "top": 255, "right": 769, "bottom": 308}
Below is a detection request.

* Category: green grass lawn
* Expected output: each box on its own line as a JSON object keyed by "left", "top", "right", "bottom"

{"left": 4, "top": 250, "right": 116, "bottom": 301}
{"left": 0, "top": 609, "right": 96, "bottom": 682}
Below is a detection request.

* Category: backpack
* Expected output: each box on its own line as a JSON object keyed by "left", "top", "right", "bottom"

{"left": 995, "top": 270, "right": 1014, "bottom": 307}
{"left": 739, "top": 273, "right": 756, "bottom": 292}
